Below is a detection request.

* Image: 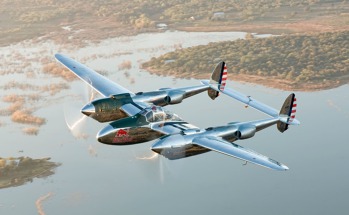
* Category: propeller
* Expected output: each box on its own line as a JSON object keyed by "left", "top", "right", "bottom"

{"left": 134, "top": 146, "right": 186, "bottom": 184}
{"left": 134, "top": 149, "right": 169, "bottom": 184}
{"left": 158, "top": 150, "right": 185, "bottom": 183}
{"left": 63, "top": 83, "right": 96, "bottom": 139}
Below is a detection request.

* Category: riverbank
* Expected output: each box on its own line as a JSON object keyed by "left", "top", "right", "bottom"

{"left": 142, "top": 30, "right": 349, "bottom": 92}
{"left": 230, "top": 74, "right": 349, "bottom": 92}
{"left": 2, "top": 15, "right": 348, "bottom": 48}
{"left": 145, "top": 67, "right": 348, "bottom": 92}
{"left": 176, "top": 19, "right": 349, "bottom": 35}
{"left": 144, "top": 65, "right": 349, "bottom": 92}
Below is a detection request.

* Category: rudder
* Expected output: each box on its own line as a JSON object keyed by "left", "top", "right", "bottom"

{"left": 208, "top": 61, "right": 227, "bottom": 100}
{"left": 277, "top": 93, "right": 297, "bottom": 132}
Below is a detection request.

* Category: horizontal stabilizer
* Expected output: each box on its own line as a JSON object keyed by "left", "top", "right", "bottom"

{"left": 203, "top": 79, "right": 301, "bottom": 129}
{"left": 205, "top": 83, "right": 279, "bottom": 118}
{"left": 193, "top": 136, "right": 289, "bottom": 171}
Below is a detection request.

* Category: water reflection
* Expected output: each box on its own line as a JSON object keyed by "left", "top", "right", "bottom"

{"left": 0, "top": 157, "right": 60, "bottom": 189}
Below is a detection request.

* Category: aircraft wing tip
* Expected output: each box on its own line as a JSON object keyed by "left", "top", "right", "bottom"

{"left": 281, "top": 164, "right": 289, "bottom": 171}
{"left": 54, "top": 53, "right": 64, "bottom": 61}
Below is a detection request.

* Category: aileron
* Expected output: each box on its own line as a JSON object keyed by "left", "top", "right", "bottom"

{"left": 192, "top": 136, "right": 288, "bottom": 171}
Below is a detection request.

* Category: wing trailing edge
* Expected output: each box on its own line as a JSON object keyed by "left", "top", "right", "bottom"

{"left": 192, "top": 136, "right": 289, "bottom": 171}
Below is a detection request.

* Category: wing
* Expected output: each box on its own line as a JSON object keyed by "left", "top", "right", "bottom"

{"left": 151, "top": 121, "right": 200, "bottom": 135}
{"left": 55, "top": 53, "right": 134, "bottom": 97}
{"left": 192, "top": 136, "right": 288, "bottom": 171}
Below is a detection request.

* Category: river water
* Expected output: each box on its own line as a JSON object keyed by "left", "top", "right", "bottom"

{"left": 0, "top": 31, "right": 348, "bottom": 215}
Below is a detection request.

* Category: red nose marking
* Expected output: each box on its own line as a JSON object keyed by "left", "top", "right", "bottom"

{"left": 116, "top": 129, "right": 128, "bottom": 137}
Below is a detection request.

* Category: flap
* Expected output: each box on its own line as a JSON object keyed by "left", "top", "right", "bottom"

{"left": 192, "top": 136, "right": 288, "bottom": 171}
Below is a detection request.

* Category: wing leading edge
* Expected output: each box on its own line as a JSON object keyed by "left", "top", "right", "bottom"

{"left": 192, "top": 136, "right": 289, "bottom": 171}
{"left": 55, "top": 53, "right": 134, "bottom": 97}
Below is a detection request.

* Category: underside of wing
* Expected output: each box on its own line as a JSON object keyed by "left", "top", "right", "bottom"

{"left": 55, "top": 53, "right": 134, "bottom": 97}
{"left": 192, "top": 136, "right": 288, "bottom": 171}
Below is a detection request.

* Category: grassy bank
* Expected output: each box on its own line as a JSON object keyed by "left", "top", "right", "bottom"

{"left": 143, "top": 31, "right": 349, "bottom": 91}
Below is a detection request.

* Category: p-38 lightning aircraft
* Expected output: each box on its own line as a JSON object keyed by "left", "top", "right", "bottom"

{"left": 55, "top": 53, "right": 299, "bottom": 171}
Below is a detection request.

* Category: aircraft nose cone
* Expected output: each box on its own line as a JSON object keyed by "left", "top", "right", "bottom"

{"left": 96, "top": 124, "right": 114, "bottom": 143}
{"left": 151, "top": 141, "right": 164, "bottom": 154}
{"left": 81, "top": 103, "right": 95, "bottom": 116}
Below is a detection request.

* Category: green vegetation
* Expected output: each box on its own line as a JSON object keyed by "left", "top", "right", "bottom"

{"left": 1, "top": 0, "right": 349, "bottom": 46}
{"left": 143, "top": 31, "right": 349, "bottom": 90}
{"left": 112, "top": 0, "right": 339, "bottom": 23}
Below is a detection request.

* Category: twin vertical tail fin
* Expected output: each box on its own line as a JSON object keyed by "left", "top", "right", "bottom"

{"left": 204, "top": 61, "right": 300, "bottom": 132}
{"left": 208, "top": 61, "right": 227, "bottom": 100}
{"left": 277, "top": 93, "right": 299, "bottom": 133}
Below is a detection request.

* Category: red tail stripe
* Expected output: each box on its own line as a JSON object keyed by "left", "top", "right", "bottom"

{"left": 220, "top": 64, "right": 227, "bottom": 92}
{"left": 292, "top": 110, "right": 296, "bottom": 113}
{"left": 293, "top": 104, "right": 297, "bottom": 107}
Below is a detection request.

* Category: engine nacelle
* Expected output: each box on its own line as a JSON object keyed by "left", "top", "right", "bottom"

{"left": 164, "top": 91, "right": 184, "bottom": 105}
{"left": 235, "top": 125, "right": 256, "bottom": 139}
{"left": 82, "top": 93, "right": 132, "bottom": 123}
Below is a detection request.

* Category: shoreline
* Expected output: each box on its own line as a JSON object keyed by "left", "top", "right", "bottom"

{"left": 45, "top": 20, "right": 348, "bottom": 92}
{"left": 174, "top": 16, "right": 349, "bottom": 35}
{"left": 2, "top": 12, "right": 348, "bottom": 47}
{"left": 144, "top": 67, "right": 349, "bottom": 92}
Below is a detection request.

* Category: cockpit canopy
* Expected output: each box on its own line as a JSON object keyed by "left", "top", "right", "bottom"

{"left": 139, "top": 106, "right": 182, "bottom": 123}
